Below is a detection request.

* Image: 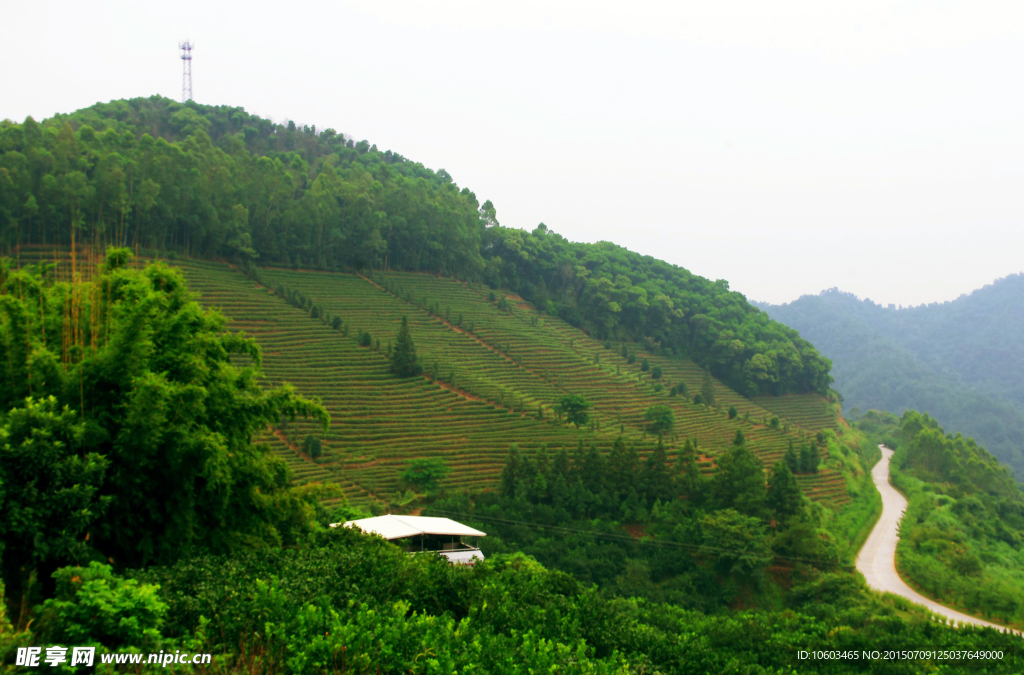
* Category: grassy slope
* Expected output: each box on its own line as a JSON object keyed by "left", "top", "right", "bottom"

{"left": 7, "top": 247, "right": 857, "bottom": 512}
{"left": 891, "top": 457, "right": 1024, "bottom": 629}
{"left": 167, "top": 260, "right": 850, "bottom": 508}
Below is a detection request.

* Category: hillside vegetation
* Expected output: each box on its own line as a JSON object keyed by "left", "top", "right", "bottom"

{"left": 857, "top": 409, "right": 1024, "bottom": 629}
{"left": 0, "top": 96, "right": 831, "bottom": 397}
{"left": 6, "top": 253, "right": 1017, "bottom": 674}
{"left": 148, "top": 257, "right": 850, "bottom": 511}
{"left": 758, "top": 282, "right": 1024, "bottom": 476}
{"left": 8, "top": 97, "right": 1023, "bottom": 671}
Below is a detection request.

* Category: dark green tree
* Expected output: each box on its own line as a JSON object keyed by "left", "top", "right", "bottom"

{"left": 784, "top": 440, "right": 800, "bottom": 474}
{"left": 499, "top": 444, "right": 521, "bottom": 499}
{"left": 0, "top": 398, "right": 109, "bottom": 609}
{"left": 0, "top": 251, "right": 330, "bottom": 598}
{"left": 401, "top": 458, "right": 450, "bottom": 494}
{"left": 390, "top": 316, "right": 422, "bottom": 377}
{"left": 799, "top": 444, "right": 812, "bottom": 474}
{"left": 713, "top": 434, "right": 767, "bottom": 518}
{"left": 644, "top": 405, "right": 675, "bottom": 437}
{"left": 651, "top": 366, "right": 662, "bottom": 380}
{"left": 808, "top": 441, "right": 821, "bottom": 474}
{"left": 675, "top": 439, "right": 704, "bottom": 505}
{"left": 766, "top": 462, "right": 802, "bottom": 524}
{"left": 643, "top": 439, "right": 673, "bottom": 504}
{"left": 701, "top": 368, "right": 716, "bottom": 407}
{"left": 700, "top": 509, "right": 773, "bottom": 583}
{"left": 581, "top": 443, "right": 605, "bottom": 498}
{"left": 640, "top": 358, "right": 650, "bottom": 372}
{"left": 302, "top": 435, "right": 323, "bottom": 459}
{"left": 728, "top": 405, "right": 738, "bottom": 419}
{"left": 556, "top": 394, "right": 591, "bottom": 429}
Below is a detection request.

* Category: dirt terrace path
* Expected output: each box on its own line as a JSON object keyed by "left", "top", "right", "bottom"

{"left": 856, "top": 445, "right": 1019, "bottom": 634}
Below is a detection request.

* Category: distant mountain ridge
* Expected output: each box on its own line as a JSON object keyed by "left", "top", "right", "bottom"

{"left": 755, "top": 274, "right": 1024, "bottom": 476}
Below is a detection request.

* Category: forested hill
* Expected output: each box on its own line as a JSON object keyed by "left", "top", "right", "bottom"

{"left": 757, "top": 278, "right": 1024, "bottom": 476}
{"left": 0, "top": 95, "right": 831, "bottom": 397}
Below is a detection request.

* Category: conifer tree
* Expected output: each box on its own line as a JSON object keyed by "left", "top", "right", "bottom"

{"left": 767, "top": 461, "right": 802, "bottom": 523}
{"left": 701, "top": 368, "right": 716, "bottom": 408}
{"left": 581, "top": 443, "right": 605, "bottom": 497}
{"left": 499, "top": 444, "right": 521, "bottom": 499}
{"left": 675, "top": 439, "right": 704, "bottom": 505}
{"left": 390, "top": 316, "right": 422, "bottom": 377}
{"left": 808, "top": 441, "right": 821, "bottom": 474}
{"left": 713, "top": 433, "right": 767, "bottom": 518}
{"left": 644, "top": 439, "right": 673, "bottom": 504}
{"left": 799, "top": 444, "right": 812, "bottom": 474}
{"left": 784, "top": 440, "right": 800, "bottom": 474}
{"left": 553, "top": 445, "right": 571, "bottom": 481}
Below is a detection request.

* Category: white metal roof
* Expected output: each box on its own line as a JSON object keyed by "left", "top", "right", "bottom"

{"left": 440, "top": 549, "right": 485, "bottom": 564}
{"left": 335, "top": 514, "right": 486, "bottom": 540}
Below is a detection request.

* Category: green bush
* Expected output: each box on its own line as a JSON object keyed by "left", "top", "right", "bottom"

{"left": 36, "top": 563, "right": 166, "bottom": 651}
{"left": 645, "top": 405, "right": 675, "bottom": 436}
{"left": 641, "top": 358, "right": 650, "bottom": 372}
{"left": 401, "top": 458, "right": 450, "bottom": 494}
{"left": 303, "top": 435, "right": 323, "bottom": 459}
{"left": 651, "top": 366, "right": 662, "bottom": 379}
{"left": 359, "top": 331, "right": 372, "bottom": 347}
{"left": 729, "top": 406, "right": 738, "bottom": 419}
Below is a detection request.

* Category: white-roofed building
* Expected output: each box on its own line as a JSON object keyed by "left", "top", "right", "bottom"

{"left": 332, "top": 514, "right": 486, "bottom": 564}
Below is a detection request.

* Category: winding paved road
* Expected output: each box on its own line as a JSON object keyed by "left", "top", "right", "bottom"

{"left": 855, "top": 445, "right": 1018, "bottom": 633}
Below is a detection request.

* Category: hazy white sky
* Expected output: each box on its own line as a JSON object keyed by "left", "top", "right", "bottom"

{"left": 7, "top": 1, "right": 1024, "bottom": 305}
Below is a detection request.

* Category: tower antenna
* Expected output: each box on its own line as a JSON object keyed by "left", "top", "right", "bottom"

{"left": 179, "top": 39, "right": 194, "bottom": 103}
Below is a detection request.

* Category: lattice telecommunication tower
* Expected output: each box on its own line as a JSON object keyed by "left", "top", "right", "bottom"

{"left": 179, "top": 40, "right": 194, "bottom": 103}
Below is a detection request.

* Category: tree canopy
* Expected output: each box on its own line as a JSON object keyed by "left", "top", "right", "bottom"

{"left": 0, "top": 249, "right": 329, "bottom": 608}
{"left": 556, "top": 394, "right": 591, "bottom": 429}
{"left": 0, "top": 96, "right": 832, "bottom": 398}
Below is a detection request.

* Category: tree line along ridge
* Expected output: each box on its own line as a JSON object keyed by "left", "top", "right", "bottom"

{"left": 1, "top": 96, "right": 832, "bottom": 398}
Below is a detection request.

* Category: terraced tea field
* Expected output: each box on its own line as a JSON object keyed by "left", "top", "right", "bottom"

{"left": 252, "top": 265, "right": 850, "bottom": 508}
{"left": 170, "top": 260, "right": 618, "bottom": 507}
{"left": 752, "top": 394, "right": 840, "bottom": 432}
{"left": 7, "top": 247, "right": 851, "bottom": 510}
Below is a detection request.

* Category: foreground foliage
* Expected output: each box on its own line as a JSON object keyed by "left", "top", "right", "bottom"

{"left": 4, "top": 527, "right": 1020, "bottom": 674}
{"left": 0, "top": 251, "right": 327, "bottom": 623}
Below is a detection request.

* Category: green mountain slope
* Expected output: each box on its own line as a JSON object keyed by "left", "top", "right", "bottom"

{"left": 1, "top": 96, "right": 831, "bottom": 398}
{"left": 159, "top": 258, "right": 850, "bottom": 510}
{"left": 757, "top": 281, "right": 1024, "bottom": 476}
